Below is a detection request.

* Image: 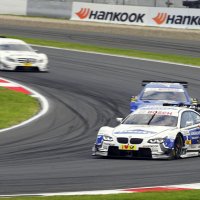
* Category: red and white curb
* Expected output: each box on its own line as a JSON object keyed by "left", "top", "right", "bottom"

{"left": 0, "top": 77, "right": 49, "bottom": 132}
{"left": 0, "top": 78, "right": 32, "bottom": 94}
{"left": 0, "top": 183, "right": 200, "bottom": 197}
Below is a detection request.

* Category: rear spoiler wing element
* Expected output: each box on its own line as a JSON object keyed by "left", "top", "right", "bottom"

{"left": 142, "top": 80, "right": 188, "bottom": 88}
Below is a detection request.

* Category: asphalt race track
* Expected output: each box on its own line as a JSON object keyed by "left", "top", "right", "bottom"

{"left": 0, "top": 28, "right": 200, "bottom": 195}
{"left": 1, "top": 23, "right": 200, "bottom": 57}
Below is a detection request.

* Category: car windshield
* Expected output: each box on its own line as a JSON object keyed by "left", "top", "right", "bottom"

{"left": 123, "top": 113, "right": 178, "bottom": 127}
{"left": 0, "top": 44, "right": 33, "bottom": 52}
{"left": 141, "top": 91, "right": 187, "bottom": 102}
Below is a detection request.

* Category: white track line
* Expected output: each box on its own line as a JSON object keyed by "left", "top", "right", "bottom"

{"left": 32, "top": 44, "right": 200, "bottom": 69}
{"left": 0, "top": 183, "right": 200, "bottom": 197}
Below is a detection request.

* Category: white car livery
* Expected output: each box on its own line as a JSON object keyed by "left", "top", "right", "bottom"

{"left": 92, "top": 105, "right": 200, "bottom": 159}
{"left": 0, "top": 38, "right": 48, "bottom": 71}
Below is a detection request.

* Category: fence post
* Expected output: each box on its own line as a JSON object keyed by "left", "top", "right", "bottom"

{"left": 154, "top": 0, "right": 157, "bottom": 7}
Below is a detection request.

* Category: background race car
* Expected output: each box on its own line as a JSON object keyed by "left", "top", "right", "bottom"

{"left": 130, "top": 81, "right": 198, "bottom": 112}
{"left": 0, "top": 37, "right": 48, "bottom": 72}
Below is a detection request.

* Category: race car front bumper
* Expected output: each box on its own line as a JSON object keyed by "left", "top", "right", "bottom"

{"left": 0, "top": 60, "right": 48, "bottom": 71}
{"left": 92, "top": 143, "right": 173, "bottom": 159}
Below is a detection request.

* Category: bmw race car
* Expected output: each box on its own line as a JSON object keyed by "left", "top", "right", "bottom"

{"left": 92, "top": 105, "right": 200, "bottom": 159}
{"left": 0, "top": 37, "right": 48, "bottom": 72}
{"left": 130, "top": 81, "right": 198, "bottom": 112}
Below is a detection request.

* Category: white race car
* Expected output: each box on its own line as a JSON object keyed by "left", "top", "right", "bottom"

{"left": 92, "top": 105, "right": 200, "bottom": 159}
{"left": 0, "top": 37, "right": 48, "bottom": 72}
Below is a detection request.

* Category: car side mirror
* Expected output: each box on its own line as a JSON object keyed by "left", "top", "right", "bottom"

{"left": 191, "top": 98, "right": 198, "bottom": 105}
{"left": 116, "top": 118, "right": 123, "bottom": 123}
{"left": 131, "top": 96, "right": 137, "bottom": 102}
{"left": 186, "top": 121, "right": 193, "bottom": 127}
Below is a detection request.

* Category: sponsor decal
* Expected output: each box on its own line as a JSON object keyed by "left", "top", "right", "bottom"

{"left": 119, "top": 144, "right": 137, "bottom": 150}
{"left": 153, "top": 12, "right": 168, "bottom": 25}
{"left": 164, "top": 138, "right": 174, "bottom": 148}
{"left": 188, "top": 129, "right": 200, "bottom": 144}
{"left": 139, "top": 107, "right": 178, "bottom": 111}
{"left": 102, "top": 144, "right": 109, "bottom": 149}
{"left": 75, "top": 7, "right": 145, "bottom": 23}
{"left": 152, "top": 12, "right": 200, "bottom": 26}
{"left": 114, "top": 129, "right": 156, "bottom": 135}
{"left": 72, "top": 3, "right": 200, "bottom": 29}
{"left": 185, "top": 140, "right": 192, "bottom": 145}
{"left": 147, "top": 111, "right": 173, "bottom": 116}
{"left": 144, "top": 88, "right": 184, "bottom": 92}
{"left": 96, "top": 135, "right": 103, "bottom": 145}
{"left": 143, "top": 145, "right": 159, "bottom": 152}
{"left": 76, "top": 8, "right": 90, "bottom": 19}
{"left": 136, "top": 108, "right": 178, "bottom": 116}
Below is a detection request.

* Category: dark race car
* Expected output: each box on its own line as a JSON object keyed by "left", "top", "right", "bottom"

{"left": 130, "top": 81, "right": 198, "bottom": 112}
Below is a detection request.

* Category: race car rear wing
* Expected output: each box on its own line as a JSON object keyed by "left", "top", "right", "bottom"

{"left": 163, "top": 103, "right": 200, "bottom": 112}
{"left": 142, "top": 80, "right": 188, "bottom": 88}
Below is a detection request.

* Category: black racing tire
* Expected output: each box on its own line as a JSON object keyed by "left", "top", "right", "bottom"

{"left": 172, "top": 134, "right": 184, "bottom": 159}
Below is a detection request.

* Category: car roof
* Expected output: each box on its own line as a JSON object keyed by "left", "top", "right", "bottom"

{"left": 145, "top": 82, "right": 184, "bottom": 89}
{"left": 0, "top": 38, "right": 27, "bottom": 45}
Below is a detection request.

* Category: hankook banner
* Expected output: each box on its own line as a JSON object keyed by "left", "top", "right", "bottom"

{"left": 71, "top": 2, "right": 200, "bottom": 30}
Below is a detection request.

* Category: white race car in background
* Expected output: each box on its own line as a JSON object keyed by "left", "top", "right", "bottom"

{"left": 0, "top": 37, "right": 48, "bottom": 72}
{"left": 92, "top": 105, "right": 200, "bottom": 159}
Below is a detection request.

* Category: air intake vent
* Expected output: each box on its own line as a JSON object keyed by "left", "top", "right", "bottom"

{"left": 130, "top": 138, "right": 143, "bottom": 144}
{"left": 117, "top": 137, "right": 128, "bottom": 144}
{"left": 18, "top": 58, "right": 37, "bottom": 63}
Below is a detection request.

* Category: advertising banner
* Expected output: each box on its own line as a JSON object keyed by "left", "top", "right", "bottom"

{"left": 71, "top": 2, "right": 200, "bottom": 30}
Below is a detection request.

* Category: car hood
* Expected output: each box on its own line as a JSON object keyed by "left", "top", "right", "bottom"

{"left": 112, "top": 125, "right": 176, "bottom": 138}
{"left": 139, "top": 100, "right": 184, "bottom": 105}
{"left": 0, "top": 51, "right": 41, "bottom": 58}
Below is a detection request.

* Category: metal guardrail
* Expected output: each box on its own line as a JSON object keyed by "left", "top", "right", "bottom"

{"left": 75, "top": 0, "right": 200, "bottom": 8}
{"left": 75, "top": 0, "right": 184, "bottom": 7}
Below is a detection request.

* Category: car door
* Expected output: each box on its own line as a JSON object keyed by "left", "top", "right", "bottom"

{"left": 180, "top": 111, "right": 200, "bottom": 151}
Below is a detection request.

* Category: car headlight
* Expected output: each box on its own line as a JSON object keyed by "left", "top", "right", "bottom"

{"left": 38, "top": 59, "right": 44, "bottom": 63}
{"left": 148, "top": 138, "right": 166, "bottom": 144}
{"left": 103, "top": 135, "right": 113, "bottom": 142}
{"left": 6, "top": 57, "right": 15, "bottom": 62}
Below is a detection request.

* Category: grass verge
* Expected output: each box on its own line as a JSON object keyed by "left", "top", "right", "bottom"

{"left": 0, "top": 87, "right": 39, "bottom": 129}
{"left": 6, "top": 35, "right": 200, "bottom": 67}
{"left": 0, "top": 190, "right": 200, "bottom": 200}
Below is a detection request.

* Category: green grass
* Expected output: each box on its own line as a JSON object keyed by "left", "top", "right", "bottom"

{"left": 1, "top": 190, "right": 200, "bottom": 200}
{"left": 6, "top": 35, "right": 200, "bottom": 67}
{"left": 0, "top": 87, "right": 39, "bottom": 129}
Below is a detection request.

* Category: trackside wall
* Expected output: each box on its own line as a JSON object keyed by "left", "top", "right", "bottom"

{"left": 0, "top": 0, "right": 27, "bottom": 15}
{"left": 27, "top": 0, "right": 70, "bottom": 18}
{"left": 0, "top": 0, "right": 192, "bottom": 19}
{"left": 0, "top": 0, "right": 199, "bottom": 30}
{"left": 71, "top": 2, "right": 200, "bottom": 30}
